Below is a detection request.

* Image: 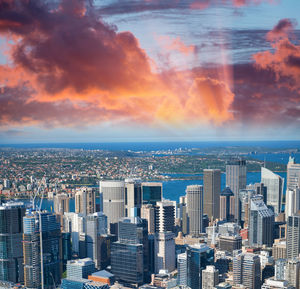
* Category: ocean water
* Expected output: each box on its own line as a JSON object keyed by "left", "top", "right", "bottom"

{"left": 1, "top": 140, "right": 300, "bottom": 151}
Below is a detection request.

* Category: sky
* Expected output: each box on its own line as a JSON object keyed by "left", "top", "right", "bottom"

{"left": 0, "top": 0, "right": 300, "bottom": 143}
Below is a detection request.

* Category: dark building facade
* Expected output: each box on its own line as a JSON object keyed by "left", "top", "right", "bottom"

{"left": 187, "top": 244, "right": 214, "bottom": 289}
{"left": 0, "top": 202, "right": 26, "bottom": 283}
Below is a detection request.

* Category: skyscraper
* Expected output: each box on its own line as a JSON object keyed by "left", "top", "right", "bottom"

{"left": 186, "top": 185, "right": 203, "bottom": 236}
{"left": 203, "top": 169, "right": 221, "bottom": 220}
{"left": 155, "top": 231, "right": 175, "bottom": 274}
{"left": 261, "top": 167, "right": 284, "bottom": 215}
{"left": 125, "top": 179, "right": 142, "bottom": 217}
{"left": 287, "top": 156, "right": 300, "bottom": 190}
{"left": 0, "top": 202, "right": 26, "bottom": 283}
{"left": 141, "top": 204, "right": 155, "bottom": 234}
{"left": 111, "top": 217, "right": 148, "bottom": 286}
{"left": 53, "top": 193, "right": 70, "bottom": 215}
{"left": 226, "top": 159, "right": 247, "bottom": 222}
{"left": 186, "top": 244, "right": 214, "bottom": 289}
{"left": 233, "top": 252, "right": 261, "bottom": 289}
{"left": 23, "top": 211, "right": 62, "bottom": 289}
{"left": 249, "top": 196, "right": 274, "bottom": 247}
{"left": 100, "top": 181, "right": 125, "bottom": 232}
{"left": 154, "top": 200, "right": 175, "bottom": 233}
{"left": 287, "top": 213, "right": 300, "bottom": 259}
{"left": 177, "top": 253, "right": 187, "bottom": 286}
{"left": 219, "top": 187, "right": 235, "bottom": 222}
{"left": 202, "top": 265, "right": 219, "bottom": 289}
{"left": 285, "top": 188, "right": 300, "bottom": 220}
{"left": 141, "top": 182, "right": 162, "bottom": 205}
{"left": 75, "top": 187, "right": 96, "bottom": 216}
{"left": 285, "top": 258, "right": 300, "bottom": 289}
{"left": 86, "top": 212, "right": 107, "bottom": 268}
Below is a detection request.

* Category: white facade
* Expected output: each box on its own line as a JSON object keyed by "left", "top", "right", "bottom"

{"left": 155, "top": 232, "right": 175, "bottom": 274}
{"left": 202, "top": 265, "right": 219, "bottom": 289}
{"left": 100, "top": 181, "right": 125, "bottom": 231}
{"left": 177, "top": 253, "right": 187, "bottom": 286}
{"left": 186, "top": 185, "right": 203, "bottom": 236}
{"left": 261, "top": 167, "right": 284, "bottom": 215}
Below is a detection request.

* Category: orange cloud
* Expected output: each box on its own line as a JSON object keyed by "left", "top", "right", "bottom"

{"left": 253, "top": 18, "right": 300, "bottom": 92}
{"left": 0, "top": 0, "right": 234, "bottom": 128}
{"left": 158, "top": 35, "right": 196, "bottom": 56}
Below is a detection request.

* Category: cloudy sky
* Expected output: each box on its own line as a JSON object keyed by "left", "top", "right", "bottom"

{"left": 0, "top": 0, "right": 300, "bottom": 143}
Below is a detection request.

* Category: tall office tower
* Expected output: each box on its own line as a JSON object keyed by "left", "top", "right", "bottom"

{"left": 249, "top": 196, "right": 274, "bottom": 247}
{"left": 202, "top": 265, "right": 219, "bottom": 289}
{"left": 261, "top": 167, "right": 284, "bottom": 215}
{"left": 23, "top": 211, "right": 62, "bottom": 289}
{"left": 226, "top": 159, "right": 247, "bottom": 222}
{"left": 62, "top": 232, "right": 72, "bottom": 271}
{"left": 111, "top": 217, "right": 148, "bottom": 286}
{"left": 141, "top": 182, "right": 162, "bottom": 205}
{"left": 285, "top": 258, "right": 300, "bottom": 289}
{"left": 177, "top": 253, "right": 187, "bottom": 286}
{"left": 287, "top": 213, "right": 300, "bottom": 259}
{"left": 220, "top": 187, "right": 235, "bottom": 222}
{"left": 100, "top": 181, "right": 125, "bottom": 232}
{"left": 275, "top": 259, "right": 286, "bottom": 281}
{"left": 285, "top": 188, "right": 300, "bottom": 220}
{"left": 97, "top": 234, "right": 117, "bottom": 270}
{"left": 66, "top": 258, "right": 96, "bottom": 280}
{"left": 186, "top": 244, "right": 214, "bottom": 289}
{"left": 233, "top": 252, "right": 244, "bottom": 285}
{"left": 63, "top": 212, "right": 86, "bottom": 254}
{"left": 141, "top": 204, "right": 155, "bottom": 234}
{"left": 0, "top": 202, "right": 25, "bottom": 283}
{"left": 124, "top": 179, "right": 142, "bottom": 217}
{"left": 186, "top": 185, "right": 203, "bottom": 236}
{"left": 155, "top": 231, "right": 175, "bottom": 273}
{"left": 86, "top": 212, "right": 107, "bottom": 268}
{"left": 233, "top": 252, "right": 261, "bottom": 289}
{"left": 53, "top": 193, "right": 70, "bottom": 215}
{"left": 75, "top": 187, "right": 96, "bottom": 216}
{"left": 154, "top": 200, "right": 175, "bottom": 233}
{"left": 243, "top": 254, "right": 261, "bottom": 289}
{"left": 203, "top": 169, "right": 221, "bottom": 220}
{"left": 287, "top": 156, "right": 300, "bottom": 190}
{"left": 239, "top": 189, "right": 256, "bottom": 226}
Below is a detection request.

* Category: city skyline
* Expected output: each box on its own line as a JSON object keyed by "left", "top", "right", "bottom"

{"left": 0, "top": 0, "right": 300, "bottom": 143}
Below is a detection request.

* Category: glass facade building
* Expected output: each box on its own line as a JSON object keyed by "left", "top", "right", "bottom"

{"left": 141, "top": 183, "right": 162, "bottom": 205}
{"left": 186, "top": 244, "right": 214, "bottom": 289}
{"left": 0, "top": 202, "right": 26, "bottom": 283}
{"left": 23, "top": 211, "right": 62, "bottom": 289}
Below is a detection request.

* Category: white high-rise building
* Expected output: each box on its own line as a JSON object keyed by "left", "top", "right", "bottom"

{"left": 186, "top": 185, "right": 203, "bottom": 236}
{"left": 86, "top": 212, "right": 107, "bottom": 268}
{"left": 63, "top": 212, "right": 86, "bottom": 253}
{"left": 285, "top": 258, "right": 300, "bottom": 289}
{"left": 100, "top": 181, "right": 125, "bottom": 231}
{"left": 155, "top": 232, "right": 175, "bottom": 273}
{"left": 287, "top": 156, "right": 300, "bottom": 190}
{"left": 177, "top": 253, "right": 187, "bottom": 286}
{"left": 285, "top": 188, "right": 300, "bottom": 220}
{"left": 202, "top": 265, "right": 219, "bottom": 289}
{"left": 261, "top": 167, "right": 284, "bottom": 215}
